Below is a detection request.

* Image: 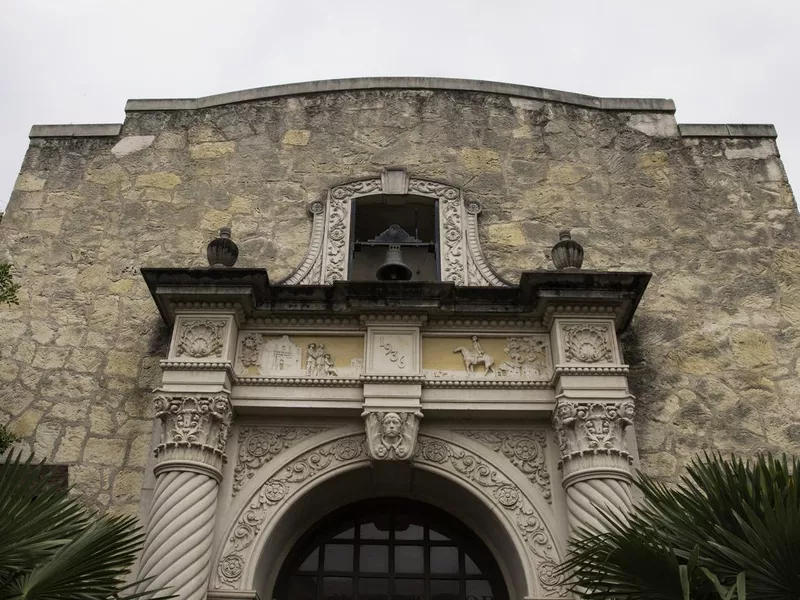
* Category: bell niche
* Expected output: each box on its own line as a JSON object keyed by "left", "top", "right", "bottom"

{"left": 349, "top": 196, "right": 438, "bottom": 281}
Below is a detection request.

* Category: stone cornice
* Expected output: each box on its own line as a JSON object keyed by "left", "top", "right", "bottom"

{"left": 142, "top": 268, "right": 651, "bottom": 331}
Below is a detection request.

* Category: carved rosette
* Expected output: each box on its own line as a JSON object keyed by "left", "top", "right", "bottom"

{"left": 233, "top": 427, "right": 325, "bottom": 495}
{"left": 176, "top": 319, "right": 227, "bottom": 359}
{"left": 153, "top": 394, "right": 234, "bottom": 475}
{"left": 552, "top": 400, "right": 635, "bottom": 531}
{"left": 562, "top": 324, "right": 613, "bottom": 363}
{"left": 363, "top": 411, "right": 423, "bottom": 461}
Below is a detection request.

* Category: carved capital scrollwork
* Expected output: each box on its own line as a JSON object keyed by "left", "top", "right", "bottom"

{"left": 552, "top": 400, "right": 634, "bottom": 460}
{"left": 362, "top": 411, "right": 423, "bottom": 461}
{"left": 153, "top": 394, "right": 234, "bottom": 474}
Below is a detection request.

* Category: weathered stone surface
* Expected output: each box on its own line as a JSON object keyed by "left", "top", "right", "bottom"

{"left": 1, "top": 88, "right": 798, "bottom": 513}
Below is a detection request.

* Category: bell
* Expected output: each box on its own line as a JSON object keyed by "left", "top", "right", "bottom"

{"left": 376, "top": 245, "right": 413, "bottom": 281}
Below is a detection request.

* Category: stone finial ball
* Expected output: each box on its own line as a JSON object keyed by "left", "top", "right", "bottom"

{"left": 551, "top": 229, "right": 584, "bottom": 270}
{"left": 207, "top": 227, "right": 239, "bottom": 267}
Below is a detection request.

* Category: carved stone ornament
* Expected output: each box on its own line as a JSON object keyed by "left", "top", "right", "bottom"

{"left": 562, "top": 324, "right": 613, "bottom": 363}
{"left": 215, "top": 433, "right": 563, "bottom": 596}
{"left": 238, "top": 334, "right": 263, "bottom": 368}
{"left": 363, "top": 411, "right": 423, "bottom": 461}
{"left": 552, "top": 400, "right": 635, "bottom": 459}
{"left": 153, "top": 394, "right": 233, "bottom": 458}
{"left": 456, "top": 430, "right": 552, "bottom": 503}
{"left": 280, "top": 171, "right": 508, "bottom": 286}
{"left": 176, "top": 319, "right": 227, "bottom": 359}
{"left": 232, "top": 427, "right": 325, "bottom": 495}
{"left": 453, "top": 336, "right": 496, "bottom": 376}
{"left": 498, "top": 337, "right": 551, "bottom": 379}
{"left": 306, "top": 343, "right": 337, "bottom": 377}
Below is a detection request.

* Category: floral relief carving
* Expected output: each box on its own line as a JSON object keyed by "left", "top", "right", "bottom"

{"left": 456, "top": 430, "right": 551, "bottom": 503}
{"left": 562, "top": 324, "right": 613, "bottom": 363}
{"left": 232, "top": 427, "right": 326, "bottom": 495}
{"left": 325, "top": 180, "right": 381, "bottom": 282}
{"left": 552, "top": 400, "right": 635, "bottom": 458}
{"left": 283, "top": 200, "right": 326, "bottom": 285}
{"left": 498, "top": 337, "right": 552, "bottom": 379}
{"left": 414, "top": 436, "right": 563, "bottom": 595}
{"left": 363, "top": 411, "right": 422, "bottom": 460}
{"left": 238, "top": 334, "right": 263, "bottom": 368}
{"left": 176, "top": 319, "right": 226, "bottom": 359}
{"left": 409, "top": 180, "right": 464, "bottom": 285}
{"left": 153, "top": 394, "right": 233, "bottom": 454}
{"left": 216, "top": 435, "right": 367, "bottom": 588}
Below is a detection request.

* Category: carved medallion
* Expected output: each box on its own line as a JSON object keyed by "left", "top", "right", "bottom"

{"left": 363, "top": 411, "right": 423, "bottom": 461}
{"left": 562, "top": 324, "right": 613, "bottom": 363}
{"left": 176, "top": 320, "right": 226, "bottom": 359}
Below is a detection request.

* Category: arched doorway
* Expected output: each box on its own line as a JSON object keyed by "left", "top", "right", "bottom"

{"left": 274, "top": 498, "right": 509, "bottom": 600}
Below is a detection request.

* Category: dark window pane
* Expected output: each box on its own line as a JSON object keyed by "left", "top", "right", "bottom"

{"left": 394, "top": 546, "right": 424, "bottom": 573}
{"left": 466, "top": 580, "right": 493, "bottom": 600}
{"left": 431, "top": 579, "right": 460, "bottom": 600}
{"left": 359, "top": 577, "right": 389, "bottom": 600}
{"left": 394, "top": 578, "right": 424, "bottom": 600}
{"left": 333, "top": 526, "right": 354, "bottom": 540}
{"left": 394, "top": 521, "right": 424, "bottom": 540}
{"left": 288, "top": 576, "right": 317, "bottom": 600}
{"left": 323, "top": 544, "right": 353, "bottom": 571}
{"left": 430, "top": 546, "right": 459, "bottom": 574}
{"left": 360, "top": 518, "right": 390, "bottom": 539}
{"left": 464, "top": 553, "right": 481, "bottom": 575}
{"left": 322, "top": 577, "right": 352, "bottom": 600}
{"left": 298, "top": 547, "right": 319, "bottom": 572}
{"left": 429, "top": 528, "right": 450, "bottom": 541}
{"left": 359, "top": 544, "right": 389, "bottom": 573}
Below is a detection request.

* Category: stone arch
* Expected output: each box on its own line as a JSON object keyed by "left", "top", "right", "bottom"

{"left": 212, "top": 426, "right": 564, "bottom": 599}
{"left": 280, "top": 169, "right": 509, "bottom": 286}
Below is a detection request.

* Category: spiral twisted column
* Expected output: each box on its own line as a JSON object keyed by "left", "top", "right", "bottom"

{"left": 553, "top": 399, "right": 635, "bottom": 532}
{"left": 136, "top": 394, "right": 233, "bottom": 600}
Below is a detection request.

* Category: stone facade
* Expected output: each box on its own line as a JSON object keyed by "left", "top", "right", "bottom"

{"left": 0, "top": 78, "right": 797, "bottom": 530}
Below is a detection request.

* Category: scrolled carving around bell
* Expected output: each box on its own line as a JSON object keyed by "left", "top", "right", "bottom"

{"left": 551, "top": 229, "right": 584, "bottom": 270}
{"left": 207, "top": 226, "right": 239, "bottom": 268}
{"left": 363, "top": 410, "right": 423, "bottom": 461}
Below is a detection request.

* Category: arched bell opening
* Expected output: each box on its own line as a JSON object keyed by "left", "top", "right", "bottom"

{"left": 274, "top": 498, "right": 509, "bottom": 600}
{"left": 245, "top": 465, "right": 535, "bottom": 600}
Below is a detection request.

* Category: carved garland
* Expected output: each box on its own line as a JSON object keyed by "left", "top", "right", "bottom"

{"left": 279, "top": 172, "right": 508, "bottom": 287}
{"left": 214, "top": 434, "right": 563, "bottom": 596}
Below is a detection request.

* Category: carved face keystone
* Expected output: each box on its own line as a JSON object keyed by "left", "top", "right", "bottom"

{"left": 381, "top": 413, "right": 402, "bottom": 440}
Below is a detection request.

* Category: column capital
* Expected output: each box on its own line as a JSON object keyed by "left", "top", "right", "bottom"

{"left": 153, "top": 393, "right": 234, "bottom": 479}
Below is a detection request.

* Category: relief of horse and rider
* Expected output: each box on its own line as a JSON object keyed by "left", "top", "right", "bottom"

{"left": 453, "top": 335, "right": 550, "bottom": 379}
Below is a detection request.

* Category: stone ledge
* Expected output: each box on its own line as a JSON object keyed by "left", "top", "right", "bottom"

{"left": 679, "top": 123, "right": 777, "bottom": 138}
{"left": 29, "top": 124, "right": 122, "bottom": 138}
{"left": 124, "top": 77, "right": 677, "bottom": 113}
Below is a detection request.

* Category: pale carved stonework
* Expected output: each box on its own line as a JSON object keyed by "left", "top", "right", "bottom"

{"left": 176, "top": 319, "right": 227, "bottom": 359}
{"left": 499, "top": 337, "right": 551, "bottom": 379}
{"left": 552, "top": 400, "right": 634, "bottom": 460}
{"left": 562, "top": 324, "right": 613, "bottom": 363}
{"left": 456, "top": 430, "right": 552, "bottom": 503}
{"left": 363, "top": 411, "right": 423, "bottom": 461}
{"left": 232, "top": 427, "right": 325, "bottom": 495}
{"left": 306, "top": 343, "right": 337, "bottom": 377}
{"left": 239, "top": 334, "right": 263, "bottom": 368}
{"left": 453, "top": 335, "right": 497, "bottom": 376}
{"left": 280, "top": 172, "right": 508, "bottom": 287}
{"left": 153, "top": 394, "right": 233, "bottom": 460}
{"left": 414, "top": 436, "right": 562, "bottom": 595}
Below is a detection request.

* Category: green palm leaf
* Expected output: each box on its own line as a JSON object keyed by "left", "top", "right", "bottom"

{"left": 558, "top": 452, "right": 800, "bottom": 600}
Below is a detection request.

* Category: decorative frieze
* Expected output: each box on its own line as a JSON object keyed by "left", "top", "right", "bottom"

{"left": 453, "top": 336, "right": 497, "bottom": 376}
{"left": 363, "top": 411, "right": 423, "bottom": 461}
{"left": 456, "top": 430, "right": 552, "bottom": 503}
{"left": 235, "top": 333, "right": 364, "bottom": 378}
{"left": 232, "top": 427, "right": 325, "bottom": 495}
{"left": 176, "top": 319, "right": 227, "bottom": 359}
{"left": 562, "top": 324, "right": 613, "bottom": 364}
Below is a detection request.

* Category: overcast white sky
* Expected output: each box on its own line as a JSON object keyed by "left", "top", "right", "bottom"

{"left": 1, "top": 1, "right": 798, "bottom": 211}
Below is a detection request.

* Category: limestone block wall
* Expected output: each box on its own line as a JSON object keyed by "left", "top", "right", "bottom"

{"left": 0, "top": 84, "right": 798, "bottom": 513}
